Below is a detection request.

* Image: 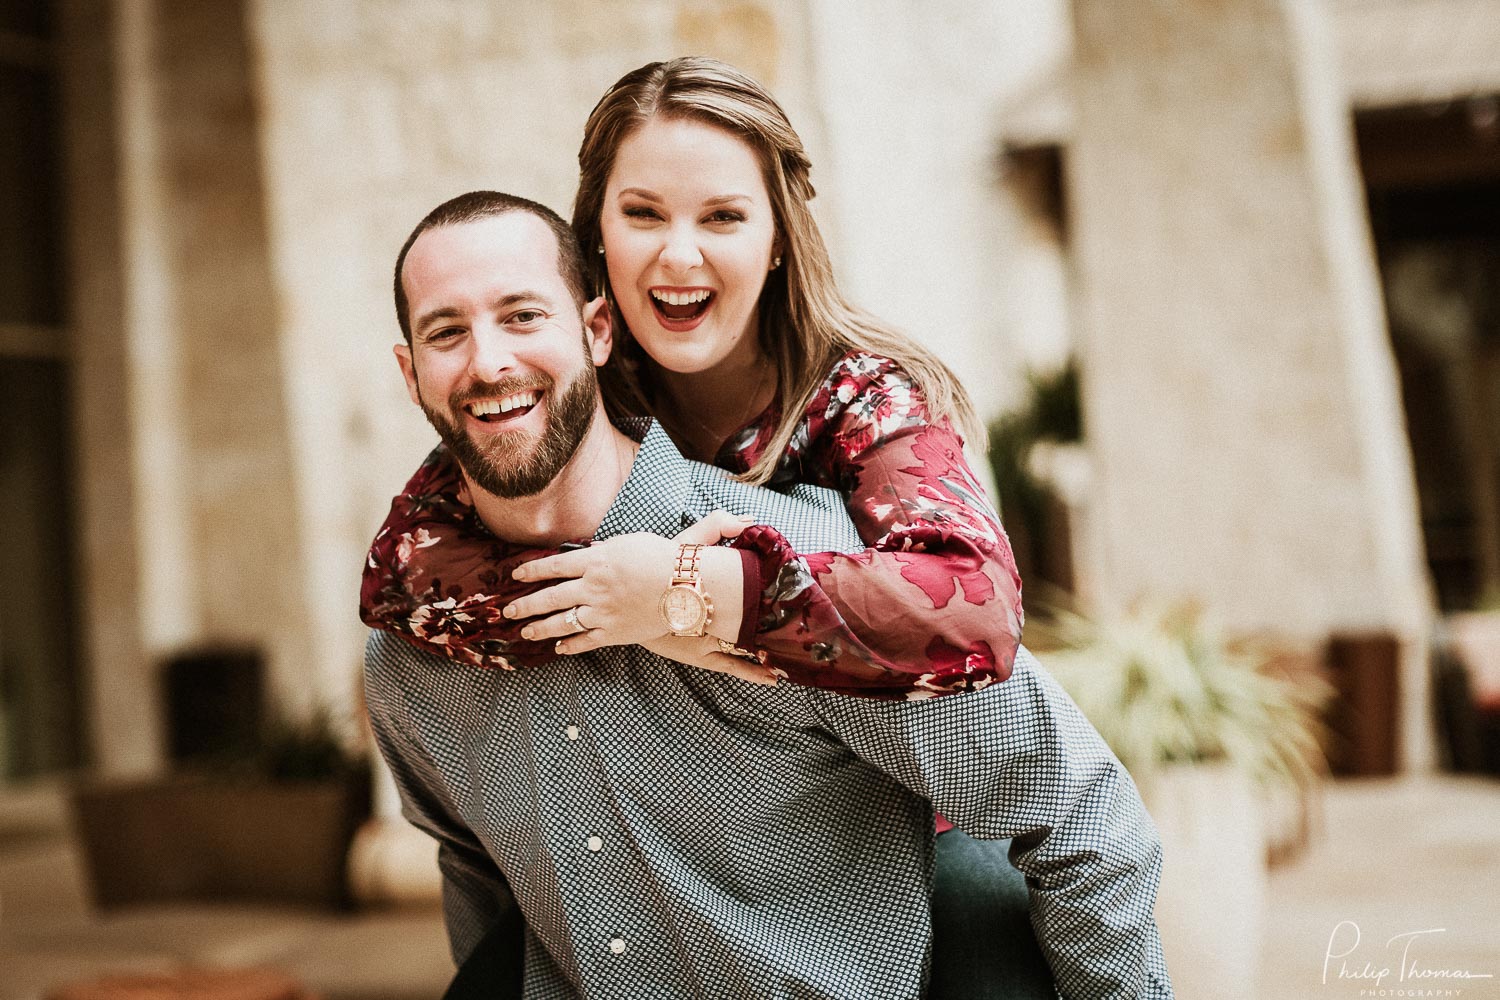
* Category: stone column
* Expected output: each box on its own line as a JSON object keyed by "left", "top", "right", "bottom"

{"left": 1065, "top": 0, "right": 1433, "bottom": 765}
{"left": 59, "top": 0, "right": 157, "bottom": 776}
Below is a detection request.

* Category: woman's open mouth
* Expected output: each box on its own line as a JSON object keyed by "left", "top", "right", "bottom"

{"left": 649, "top": 288, "right": 714, "bottom": 328}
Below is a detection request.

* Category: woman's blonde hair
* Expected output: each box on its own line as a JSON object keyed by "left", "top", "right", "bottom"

{"left": 573, "top": 56, "right": 981, "bottom": 483}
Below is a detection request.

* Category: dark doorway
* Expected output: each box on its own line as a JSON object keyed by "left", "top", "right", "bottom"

{"left": 0, "top": 0, "right": 85, "bottom": 778}
{"left": 1360, "top": 98, "right": 1500, "bottom": 613}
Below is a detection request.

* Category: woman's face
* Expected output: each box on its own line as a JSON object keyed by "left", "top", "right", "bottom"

{"left": 600, "top": 116, "right": 780, "bottom": 379}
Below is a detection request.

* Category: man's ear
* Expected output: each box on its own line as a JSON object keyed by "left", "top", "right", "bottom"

{"left": 582, "top": 296, "right": 613, "bottom": 366}
{"left": 394, "top": 342, "right": 422, "bottom": 407}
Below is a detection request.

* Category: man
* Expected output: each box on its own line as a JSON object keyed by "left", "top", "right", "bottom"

{"left": 365, "top": 191, "right": 1173, "bottom": 999}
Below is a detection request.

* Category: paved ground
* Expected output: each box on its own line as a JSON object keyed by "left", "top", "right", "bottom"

{"left": 2, "top": 775, "right": 1496, "bottom": 999}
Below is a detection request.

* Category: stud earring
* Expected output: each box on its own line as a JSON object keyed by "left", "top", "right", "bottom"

{"left": 598, "top": 245, "right": 605, "bottom": 255}
{"left": 771, "top": 256, "right": 782, "bottom": 269}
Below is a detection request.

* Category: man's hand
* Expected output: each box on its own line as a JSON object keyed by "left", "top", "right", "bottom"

{"left": 505, "top": 511, "right": 753, "bottom": 655}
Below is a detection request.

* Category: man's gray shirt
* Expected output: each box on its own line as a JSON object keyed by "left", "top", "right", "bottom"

{"left": 365, "top": 421, "right": 1172, "bottom": 999}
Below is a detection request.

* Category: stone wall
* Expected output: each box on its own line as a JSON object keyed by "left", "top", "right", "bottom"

{"left": 1065, "top": 0, "right": 1434, "bottom": 765}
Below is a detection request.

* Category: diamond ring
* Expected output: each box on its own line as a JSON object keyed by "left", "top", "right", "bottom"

{"left": 564, "top": 606, "right": 585, "bottom": 633}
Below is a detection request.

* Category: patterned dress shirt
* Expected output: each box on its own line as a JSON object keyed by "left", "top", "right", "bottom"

{"left": 364, "top": 421, "right": 1172, "bottom": 1000}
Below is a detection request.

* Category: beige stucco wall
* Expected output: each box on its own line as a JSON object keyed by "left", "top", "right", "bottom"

{"left": 1065, "top": 0, "right": 1434, "bottom": 765}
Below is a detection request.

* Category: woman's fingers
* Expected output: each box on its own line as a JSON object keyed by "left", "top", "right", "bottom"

{"left": 703, "top": 654, "right": 778, "bottom": 686}
{"left": 674, "top": 510, "right": 755, "bottom": 545}
{"left": 523, "top": 606, "right": 596, "bottom": 644}
{"left": 512, "top": 548, "right": 589, "bottom": 583}
{"left": 505, "top": 579, "right": 589, "bottom": 622}
{"left": 641, "top": 635, "right": 778, "bottom": 686}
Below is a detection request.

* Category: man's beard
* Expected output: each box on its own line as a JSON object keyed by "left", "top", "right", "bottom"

{"left": 420, "top": 365, "right": 598, "bottom": 499}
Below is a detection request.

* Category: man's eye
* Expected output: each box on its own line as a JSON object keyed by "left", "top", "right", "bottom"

{"left": 427, "top": 327, "right": 461, "bottom": 342}
{"left": 511, "top": 310, "right": 545, "bottom": 325}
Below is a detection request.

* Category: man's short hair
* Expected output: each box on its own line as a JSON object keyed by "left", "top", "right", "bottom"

{"left": 393, "top": 191, "right": 589, "bottom": 344}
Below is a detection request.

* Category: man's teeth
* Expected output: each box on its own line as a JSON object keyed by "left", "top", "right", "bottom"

{"left": 651, "top": 289, "right": 712, "bottom": 306}
{"left": 468, "top": 390, "right": 541, "bottom": 417}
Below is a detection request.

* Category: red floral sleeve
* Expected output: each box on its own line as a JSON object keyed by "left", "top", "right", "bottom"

{"left": 358, "top": 448, "right": 567, "bottom": 670}
{"left": 727, "top": 353, "right": 1024, "bottom": 700}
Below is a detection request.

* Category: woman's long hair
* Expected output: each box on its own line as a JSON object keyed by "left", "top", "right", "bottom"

{"left": 573, "top": 56, "right": 981, "bottom": 484}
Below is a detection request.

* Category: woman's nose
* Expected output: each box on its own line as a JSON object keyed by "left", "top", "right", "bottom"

{"left": 658, "top": 225, "right": 703, "bottom": 273}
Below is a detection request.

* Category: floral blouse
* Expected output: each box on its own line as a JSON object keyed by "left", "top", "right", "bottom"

{"left": 360, "top": 351, "right": 1023, "bottom": 700}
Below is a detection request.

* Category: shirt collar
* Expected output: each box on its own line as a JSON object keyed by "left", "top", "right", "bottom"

{"left": 595, "top": 419, "right": 697, "bottom": 541}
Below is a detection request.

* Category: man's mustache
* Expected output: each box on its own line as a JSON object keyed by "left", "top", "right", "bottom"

{"left": 449, "top": 374, "right": 554, "bottom": 408}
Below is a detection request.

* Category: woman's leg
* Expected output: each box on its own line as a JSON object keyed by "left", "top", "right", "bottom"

{"left": 928, "top": 830, "right": 1056, "bottom": 1000}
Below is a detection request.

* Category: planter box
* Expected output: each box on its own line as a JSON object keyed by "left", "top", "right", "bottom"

{"left": 71, "top": 774, "right": 370, "bottom": 909}
{"left": 1139, "top": 764, "right": 1266, "bottom": 1000}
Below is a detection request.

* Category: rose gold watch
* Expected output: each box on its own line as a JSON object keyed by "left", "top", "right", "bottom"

{"left": 659, "top": 543, "right": 714, "bottom": 637}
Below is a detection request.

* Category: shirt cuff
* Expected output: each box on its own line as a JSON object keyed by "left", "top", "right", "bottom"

{"left": 735, "top": 547, "right": 760, "bottom": 651}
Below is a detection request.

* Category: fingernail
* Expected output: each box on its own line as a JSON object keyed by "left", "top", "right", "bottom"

{"left": 503, "top": 605, "right": 517, "bottom": 618}
{"left": 738, "top": 515, "right": 754, "bottom": 522}
{"left": 554, "top": 641, "right": 566, "bottom": 654}
{"left": 521, "top": 627, "right": 534, "bottom": 640}
{"left": 512, "top": 568, "right": 526, "bottom": 581}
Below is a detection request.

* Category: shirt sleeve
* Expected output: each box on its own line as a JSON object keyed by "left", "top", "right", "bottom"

{"left": 359, "top": 446, "right": 565, "bottom": 670}
{"left": 807, "top": 646, "right": 1173, "bottom": 999}
{"left": 732, "top": 356, "right": 1024, "bottom": 700}
{"left": 364, "top": 644, "right": 521, "bottom": 964}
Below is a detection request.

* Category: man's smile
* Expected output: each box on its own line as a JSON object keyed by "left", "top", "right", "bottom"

{"left": 465, "top": 389, "right": 542, "bottom": 424}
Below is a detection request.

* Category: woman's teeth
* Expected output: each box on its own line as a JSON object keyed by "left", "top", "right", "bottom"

{"left": 650, "top": 289, "right": 713, "bottom": 320}
{"left": 467, "top": 390, "right": 541, "bottom": 419}
{"left": 651, "top": 289, "right": 712, "bottom": 306}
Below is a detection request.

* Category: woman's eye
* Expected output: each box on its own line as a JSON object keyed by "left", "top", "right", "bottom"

{"left": 623, "top": 206, "right": 660, "bottom": 221}
{"left": 707, "top": 210, "right": 746, "bottom": 224}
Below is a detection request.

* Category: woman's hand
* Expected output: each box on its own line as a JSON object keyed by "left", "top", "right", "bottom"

{"left": 507, "top": 511, "right": 753, "bottom": 655}
{"left": 641, "top": 634, "right": 778, "bottom": 686}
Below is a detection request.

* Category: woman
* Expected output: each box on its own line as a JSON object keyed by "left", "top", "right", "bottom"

{"left": 364, "top": 58, "right": 1049, "bottom": 998}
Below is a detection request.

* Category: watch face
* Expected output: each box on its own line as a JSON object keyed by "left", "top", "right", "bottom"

{"left": 662, "top": 586, "right": 706, "bottom": 633}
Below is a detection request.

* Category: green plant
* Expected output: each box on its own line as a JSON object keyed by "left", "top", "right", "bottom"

{"left": 987, "top": 361, "right": 1082, "bottom": 589}
{"left": 256, "top": 707, "right": 365, "bottom": 782}
{"left": 1033, "top": 602, "right": 1329, "bottom": 789}
{"left": 1474, "top": 586, "right": 1500, "bottom": 613}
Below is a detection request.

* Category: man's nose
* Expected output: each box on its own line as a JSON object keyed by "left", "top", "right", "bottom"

{"left": 466, "top": 326, "right": 516, "bottom": 381}
{"left": 658, "top": 224, "right": 703, "bottom": 274}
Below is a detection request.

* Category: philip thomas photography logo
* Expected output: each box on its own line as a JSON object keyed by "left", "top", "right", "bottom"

{"left": 1322, "top": 920, "right": 1496, "bottom": 997}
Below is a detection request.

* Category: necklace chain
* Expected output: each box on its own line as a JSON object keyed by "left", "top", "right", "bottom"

{"left": 672, "top": 364, "right": 773, "bottom": 461}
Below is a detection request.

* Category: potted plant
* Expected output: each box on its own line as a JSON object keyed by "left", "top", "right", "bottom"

{"left": 71, "top": 707, "right": 371, "bottom": 910}
{"left": 1029, "top": 602, "right": 1329, "bottom": 1000}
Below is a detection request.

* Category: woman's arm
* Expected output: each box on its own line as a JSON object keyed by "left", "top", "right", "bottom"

{"left": 730, "top": 353, "right": 1023, "bottom": 699}
{"left": 360, "top": 454, "right": 774, "bottom": 686}
{"left": 359, "top": 447, "right": 562, "bottom": 669}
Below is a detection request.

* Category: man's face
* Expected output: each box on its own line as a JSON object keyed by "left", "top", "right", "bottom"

{"left": 395, "top": 213, "right": 612, "bottom": 499}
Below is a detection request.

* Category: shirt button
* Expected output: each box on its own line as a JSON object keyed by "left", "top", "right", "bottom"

{"left": 564, "top": 724, "right": 581, "bottom": 741}
{"left": 608, "top": 937, "right": 627, "bottom": 955}
{"left": 586, "top": 835, "right": 604, "bottom": 852}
